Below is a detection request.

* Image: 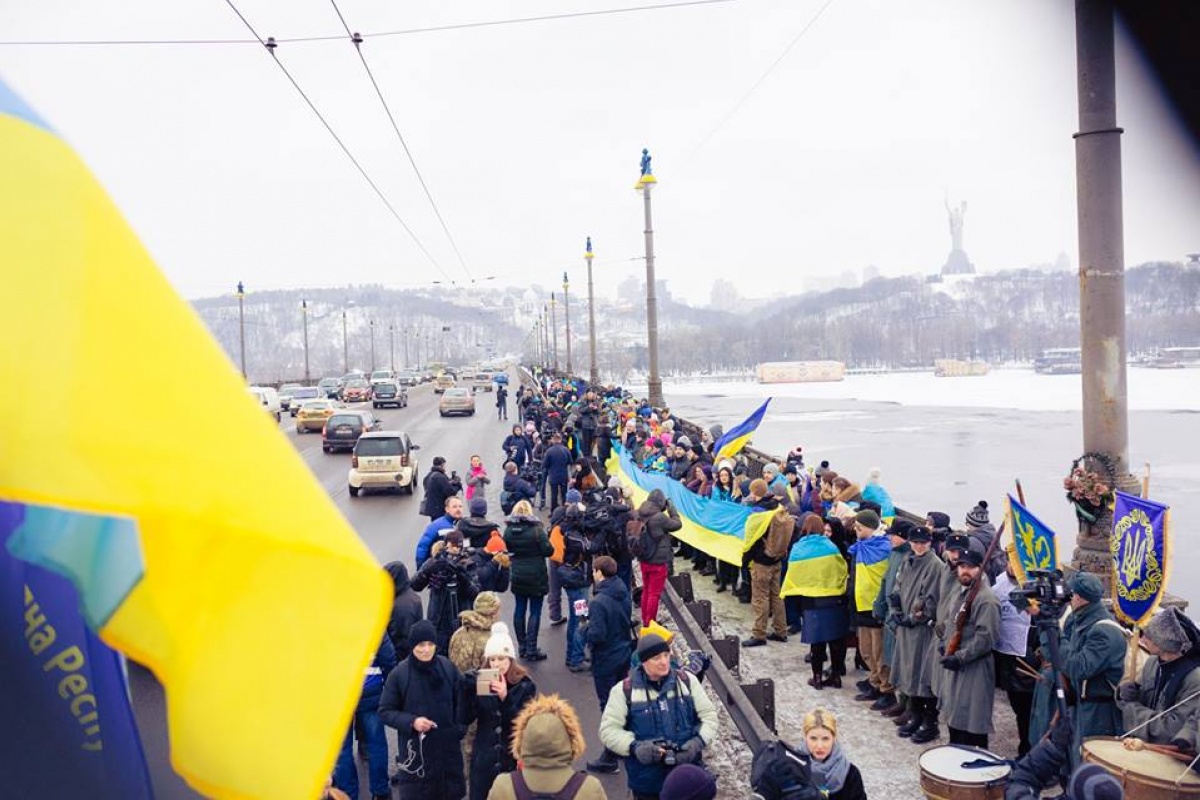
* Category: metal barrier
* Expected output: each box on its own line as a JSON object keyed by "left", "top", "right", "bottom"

{"left": 662, "top": 573, "right": 776, "bottom": 752}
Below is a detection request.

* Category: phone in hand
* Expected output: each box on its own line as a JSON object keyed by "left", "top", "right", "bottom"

{"left": 476, "top": 668, "right": 500, "bottom": 695}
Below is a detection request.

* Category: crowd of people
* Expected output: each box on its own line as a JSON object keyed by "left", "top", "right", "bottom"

{"left": 324, "top": 372, "right": 1199, "bottom": 799}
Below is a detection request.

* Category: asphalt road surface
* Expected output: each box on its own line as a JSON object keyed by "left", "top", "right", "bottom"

{"left": 130, "top": 374, "right": 627, "bottom": 799}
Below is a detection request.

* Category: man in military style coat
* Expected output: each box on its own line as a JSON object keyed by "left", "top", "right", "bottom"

{"left": 889, "top": 525, "right": 944, "bottom": 742}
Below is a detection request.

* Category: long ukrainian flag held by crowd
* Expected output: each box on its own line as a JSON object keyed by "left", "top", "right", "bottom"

{"left": 0, "top": 77, "right": 391, "bottom": 799}
{"left": 713, "top": 398, "right": 772, "bottom": 462}
{"left": 607, "top": 446, "right": 774, "bottom": 566}
{"left": 781, "top": 534, "right": 848, "bottom": 598}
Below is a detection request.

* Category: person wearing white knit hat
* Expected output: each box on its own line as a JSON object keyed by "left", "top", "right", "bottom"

{"left": 467, "top": 621, "right": 538, "bottom": 800}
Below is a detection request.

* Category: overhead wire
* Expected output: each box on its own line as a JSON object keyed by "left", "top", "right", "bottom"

{"left": 220, "top": 0, "right": 455, "bottom": 283}
{"left": 328, "top": 0, "right": 474, "bottom": 283}
{"left": 0, "top": 0, "right": 739, "bottom": 47}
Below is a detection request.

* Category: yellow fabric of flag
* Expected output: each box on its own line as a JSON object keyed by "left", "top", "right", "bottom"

{"left": 0, "top": 86, "right": 390, "bottom": 799}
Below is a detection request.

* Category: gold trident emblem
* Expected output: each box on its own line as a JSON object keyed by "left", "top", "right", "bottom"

{"left": 1120, "top": 515, "right": 1151, "bottom": 587}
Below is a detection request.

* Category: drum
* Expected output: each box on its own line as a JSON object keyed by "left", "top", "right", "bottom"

{"left": 919, "top": 744, "right": 1010, "bottom": 800}
{"left": 1082, "top": 737, "right": 1200, "bottom": 800}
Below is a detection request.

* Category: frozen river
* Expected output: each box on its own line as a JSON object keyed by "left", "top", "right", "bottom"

{"left": 631, "top": 367, "right": 1200, "bottom": 607}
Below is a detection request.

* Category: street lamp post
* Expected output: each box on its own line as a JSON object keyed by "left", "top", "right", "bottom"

{"left": 550, "top": 293, "right": 559, "bottom": 373}
{"left": 389, "top": 323, "right": 395, "bottom": 372}
{"left": 369, "top": 318, "right": 377, "bottom": 373}
{"left": 562, "top": 271, "right": 573, "bottom": 375}
{"left": 584, "top": 237, "right": 598, "bottom": 385}
{"left": 542, "top": 306, "right": 549, "bottom": 371}
{"left": 301, "top": 299, "right": 311, "bottom": 383}
{"left": 636, "top": 148, "right": 664, "bottom": 407}
{"left": 236, "top": 281, "right": 246, "bottom": 380}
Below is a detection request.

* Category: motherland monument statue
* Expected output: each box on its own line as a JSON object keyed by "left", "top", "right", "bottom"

{"left": 941, "top": 194, "right": 976, "bottom": 276}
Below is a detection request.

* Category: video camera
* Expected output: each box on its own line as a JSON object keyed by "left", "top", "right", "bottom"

{"left": 1008, "top": 568, "right": 1072, "bottom": 618}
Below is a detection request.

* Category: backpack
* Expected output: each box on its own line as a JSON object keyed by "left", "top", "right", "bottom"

{"left": 626, "top": 516, "right": 654, "bottom": 561}
{"left": 749, "top": 739, "right": 822, "bottom": 800}
{"left": 511, "top": 769, "right": 587, "bottom": 800}
{"left": 762, "top": 508, "right": 794, "bottom": 561}
{"left": 499, "top": 489, "right": 514, "bottom": 516}
{"left": 548, "top": 524, "right": 566, "bottom": 564}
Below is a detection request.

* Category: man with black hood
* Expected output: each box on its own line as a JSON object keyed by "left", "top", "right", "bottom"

{"left": 637, "top": 487, "right": 682, "bottom": 626}
{"left": 420, "top": 456, "right": 461, "bottom": 522}
{"left": 378, "top": 620, "right": 466, "bottom": 800}
{"left": 385, "top": 561, "right": 424, "bottom": 661}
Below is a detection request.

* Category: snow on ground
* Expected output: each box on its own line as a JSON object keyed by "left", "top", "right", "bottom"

{"left": 663, "top": 557, "right": 1025, "bottom": 799}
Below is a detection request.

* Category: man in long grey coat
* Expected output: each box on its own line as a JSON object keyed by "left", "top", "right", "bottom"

{"left": 922, "top": 532, "right": 971, "bottom": 741}
{"left": 936, "top": 537, "right": 1000, "bottom": 749}
{"left": 889, "top": 525, "right": 944, "bottom": 742}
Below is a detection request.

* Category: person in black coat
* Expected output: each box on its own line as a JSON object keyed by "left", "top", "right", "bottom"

{"left": 463, "top": 623, "right": 538, "bottom": 800}
{"left": 541, "top": 433, "right": 573, "bottom": 511}
{"left": 378, "top": 620, "right": 467, "bottom": 800}
{"left": 411, "top": 531, "right": 480, "bottom": 653}
{"left": 501, "top": 461, "right": 536, "bottom": 514}
{"left": 385, "top": 561, "right": 424, "bottom": 661}
{"left": 421, "top": 457, "right": 462, "bottom": 520}
{"left": 501, "top": 425, "right": 532, "bottom": 469}
{"left": 584, "top": 555, "right": 635, "bottom": 774}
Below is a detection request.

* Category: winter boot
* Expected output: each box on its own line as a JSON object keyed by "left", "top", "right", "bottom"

{"left": 898, "top": 698, "right": 923, "bottom": 738}
{"left": 882, "top": 694, "right": 908, "bottom": 718}
{"left": 853, "top": 685, "right": 880, "bottom": 702}
{"left": 892, "top": 705, "right": 915, "bottom": 727}
{"left": 898, "top": 712, "right": 923, "bottom": 738}
{"left": 910, "top": 705, "right": 941, "bottom": 744}
{"left": 855, "top": 678, "right": 873, "bottom": 693}
{"left": 807, "top": 663, "right": 825, "bottom": 690}
{"left": 586, "top": 748, "right": 621, "bottom": 774}
{"left": 821, "top": 670, "right": 842, "bottom": 689}
{"left": 871, "top": 692, "right": 897, "bottom": 712}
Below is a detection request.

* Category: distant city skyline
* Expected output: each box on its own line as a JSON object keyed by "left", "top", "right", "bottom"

{"left": 2, "top": 0, "right": 1197, "bottom": 306}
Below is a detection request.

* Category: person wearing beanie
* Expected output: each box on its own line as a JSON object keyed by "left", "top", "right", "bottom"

{"left": 585, "top": 555, "right": 636, "bottom": 775}
{"left": 794, "top": 709, "right": 867, "bottom": 800}
{"left": 853, "top": 508, "right": 881, "bottom": 532}
{"left": 1118, "top": 611, "right": 1200, "bottom": 753}
{"left": 741, "top": 477, "right": 790, "bottom": 648}
{"left": 659, "top": 764, "right": 717, "bottom": 800}
{"left": 449, "top": 590, "right": 502, "bottom": 674}
{"left": 935, "top": 536, "right": 1000, "bottom": 750}
{"left": 636, "top": 488, "right": 683, "bottom": 627}
{"left": 411, "top": 527, "right": 480, "bottom": 653}
{"left": 888, "top": 525, "right": 942, "bottom": 741}
{"left": 459, "top": 495, "right": 499, "bottom": 550}
{"left": 487, "top": 695, "right": 606, "bottom": 800}
{"left": 332, "top": 634, "right": 398, "bottom": 800}
{"left": 965, "top": 499, "right": 990, "bottom": 529}
{"left": 762, "top": 462, "right": 789, "bottom": 496}
{"left": 847, "top": 506, "right": 889, "bottom": 705}
{"left": 464, "top": 622, "right": 537, "bottom": 800}
{"left": 421, "top": 456, "right": 463, "bottom": 523}
{"left": 384, "top": 561, "right": 424, "bottom": 661}
{"left": 1056, "top": 570, "right": 1127, "bottom": 766}
{"left": 378, "top": 619, "right": 467, "bottom": 799}
{"left": 600, "top": 631, "right": 719, "bottom": 799}
{"left": 1065, "top": 763, "right": 1124, "bottom": 800}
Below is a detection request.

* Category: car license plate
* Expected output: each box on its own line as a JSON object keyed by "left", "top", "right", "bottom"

{"left": 336, "top": 426, "right": 352, "bottom": 434}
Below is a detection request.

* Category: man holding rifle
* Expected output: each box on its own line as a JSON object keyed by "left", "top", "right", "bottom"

{"left": 937, "top": 537, "right": 1001, "bottom": 748}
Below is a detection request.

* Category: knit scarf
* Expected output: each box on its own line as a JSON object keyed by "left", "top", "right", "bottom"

{"left": 799, "top": 739, "right": 851, "bottom": 794}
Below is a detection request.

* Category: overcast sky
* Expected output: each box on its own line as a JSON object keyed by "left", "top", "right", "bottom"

{"left": 3, "top": 0, "right": 1198, "bottom": 306}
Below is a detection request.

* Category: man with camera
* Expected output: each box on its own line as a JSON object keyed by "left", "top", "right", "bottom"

{"left": 420, "top": 456, "right": 463, "bottom": 523}
{"left": 599, "top": 632, "right": 719, "bottom": 799}
{"left": 411, "top": 528, "right": 480, "bottom": 653}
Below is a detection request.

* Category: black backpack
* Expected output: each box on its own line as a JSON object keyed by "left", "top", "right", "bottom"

{"left": 750, "top": 740, "right": 823, "bottom": 800}
{"left": 511, "top": 770, "right": 587, "bottom": 800}
{"left": 626, "top": 516, "right": 654, "bottom": 561}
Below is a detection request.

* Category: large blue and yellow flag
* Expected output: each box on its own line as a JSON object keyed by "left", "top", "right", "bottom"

{"left": 0, "top": 77, "right": 390, "bottom": 799}
{"left": 781, "top": 535, "right": 848, "bottom": 598}
{"left": 847, "top": 535, "right": 890, "bottom": 612}
{"left": 713, "top": 398, "right": 772, "bottom": 462}
{"left": 1111, "top": 491, "right": 1171, "bottom": 626}
{"left": 1006, "top": 494, "right": 1059, "bottom": 584}
{"left": 607, "top": 447, "right": 774, "bottom": 566}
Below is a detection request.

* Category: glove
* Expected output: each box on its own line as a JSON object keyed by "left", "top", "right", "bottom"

{"left": 492, "top": 552, "right": 512, "bottom": 569}
{"left": 677, "top": 737, "right": 704, "bottom": 765}
{"left": 940, "top": 655, "right": 962, "bottom": 672}
{"left": 1050, "top": 714, "right": 1073, "bottom": 749}
{"left": 1118, "top": 682, "right": 1141, "bottom": 702}
{"left": 888, "top": 592, "right": 903, "bottom": 611}
{"left": 633, "top": 740, "right": 661, "bottom": 765}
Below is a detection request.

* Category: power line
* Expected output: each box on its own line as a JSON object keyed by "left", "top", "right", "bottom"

{"left": 221, "top": 0, "right": 454, "bottom": 283}
{"left": 0, "top": 0, "right": 739, "bottom": 46}
{"left": 691, "top": 0, "right": 835, "bottom": 153}
{"left": 329, "top": 0, "right": 474, "bottom": 283}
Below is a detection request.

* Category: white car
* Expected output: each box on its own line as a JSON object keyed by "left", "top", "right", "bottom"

{"left": 247, "top": 386, "right": 282, "bottom": 422}
{"left": 348, "top": 431, "right": 420, "bottom": 497}
{"left": 287, "top": 386, "right": 323, "bottom": 415}
{"left": 369, "top": 369, "right": 396, "bottom": 386}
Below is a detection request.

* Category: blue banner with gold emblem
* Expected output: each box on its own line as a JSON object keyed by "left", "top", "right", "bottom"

{"left": 1006, "top": 494, "right": 1059, "bottom": 583}
{"left": 1111, "top": 490, "right": 1170, "bottom": 627}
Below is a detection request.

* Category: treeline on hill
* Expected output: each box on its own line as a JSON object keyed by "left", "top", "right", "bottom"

{"left": 649, "top": 262, "right": 1200, "bottom": 373}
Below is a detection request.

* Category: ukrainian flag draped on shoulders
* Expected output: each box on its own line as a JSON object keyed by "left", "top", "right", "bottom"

{"left": 607, "top": 445, "right": 773, "bottom": 566}
{"left": 0, "top": 77, "right": 390, "bottom": 799}
{"left": 847, "top": 534, "right": 891, "bottom": 611}
{"left": 781, "top": 535, "right": 847, "bottom": 598}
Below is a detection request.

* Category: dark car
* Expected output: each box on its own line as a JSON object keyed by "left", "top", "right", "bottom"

{"left": 322, "top": 410, "right": 382, "bottom": 453}
{"left": 372, "top": 381, "right": 408, "bottom": 409}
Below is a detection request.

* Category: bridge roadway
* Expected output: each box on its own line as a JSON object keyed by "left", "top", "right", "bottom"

{"left": 128, "top": 376, "right": 627, "bottom": 799}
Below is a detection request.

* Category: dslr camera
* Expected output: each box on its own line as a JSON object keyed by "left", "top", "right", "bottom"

{"left": 1008, "top": 568, "right": 1072, "bottom": 617}
{"left": 653, "top": 740, "right": 684, "bottom": 766}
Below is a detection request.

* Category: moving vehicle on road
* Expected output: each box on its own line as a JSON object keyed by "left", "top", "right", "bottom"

{"left": 469, "top": 372, "right": 493, "bottom": 393}
{"left": 287, "top": 386, "right": 323, "bottom": 415}
{"left": 372, "top": 381, "right": 408, "bottom": 409}
{"left": 247, "top": 386, "right": 282, "bottom": 422}
{"left": 322, "top": 409, "right": 381, "bottom": 453}
{"left": 278, "top": 383, "right": 303, "bottom": 411}
{"left": 318, "top": 377, "right": 341, "bottom": 398}
{"left": 295, "top": 399, "right": 339, "bottom": 432}
{"left": 439, "top": 387, "right": 476, "bottom": 417}
{"left": 396, "top": 370, "right": 421, "bottom": 387}
{"left": 348, "top": 431, "right": 420, "bottom": 497}
{"left": 369, "top": 369, "right": 396, "bottom": 386}
{"left": 433, "top": 374, "right": 456, "bottom": 394}
{"left": 340, "top": 378, "right": 373, "bottom": 403}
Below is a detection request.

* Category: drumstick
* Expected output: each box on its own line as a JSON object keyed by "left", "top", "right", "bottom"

{"left": 1179, "top": 750, "right": 1200, "bottom": 786}
{"left": 1014, "top": 659, "right": 1046, "bottom": 683}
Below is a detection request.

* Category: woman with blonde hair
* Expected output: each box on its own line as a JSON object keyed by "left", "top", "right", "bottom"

{"left": 487, "top": 694, "right": 607, "bottom": 799}
{"left": 797, "top": 709, "right": 866, "bottom": 800}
